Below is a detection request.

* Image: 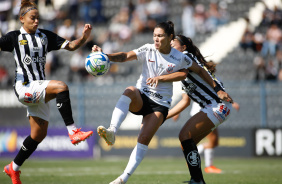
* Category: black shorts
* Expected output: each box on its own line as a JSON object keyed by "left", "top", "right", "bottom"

{"left": 130, "top": 91, "right": 169, "bottom": 124}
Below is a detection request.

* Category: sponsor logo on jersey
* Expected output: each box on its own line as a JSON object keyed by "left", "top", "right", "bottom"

{"left": 19, "top": 40, "right": 28, "bottom": 45}
{"left": 187, "top": 150, "right": 200, "bottom": 166}
{"left": 33, "top": 47, "right": 40, "bottom": 52}
{"left": 184, "top": 56, "right": 192, "bottom": 65}
{"left": 138, "top": 47, "right": 148, "bottom": 53}
{"left": 166, "top": 64, "right": 175, "bottom": 73}
{"left": 170, "top": 55, "right": 181, "bottom": 62}
{"left": 183, "top": 83, "right": 197, "bottom": 95}
{"left": 148, "top": 59, "right": 155, "bottom": 62}
{"left": 23, "top": 55, "right": 46, "bottom": 65}
{"left": 143, "top": 88, "right": 163, "bottom": 99}
{"left": 32, "top": 56, "right": 46, "bottom": 63}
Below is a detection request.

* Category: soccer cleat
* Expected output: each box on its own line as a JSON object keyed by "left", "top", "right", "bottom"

{"left": 109, "top": 177, "right": 125, "bottom": 184}
{"left": 69, "top": 128, "right": 93, "bottom": 145}
{"left": 3, "top": 162, "right": 22, "bottom": 184}
{"left": 204, "top": 165, "right": 222, "bottom": 174}
{"left": 188, "top": 179, "right": 205, "bottom": 184}
{"left": 97, "top": 126, "right": 115, "bottom": 145}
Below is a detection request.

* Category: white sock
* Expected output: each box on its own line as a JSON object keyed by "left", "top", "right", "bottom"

{"left": 197, "top": 144, "right": 204, "bottom": 154}
{"left": 120, "top": 142, "right": 148, "bottom": 183}
{"left": 12, "top": 161, "right": 20, "bottom": 171}
{"left": 67, "top": 123, "right": 77, "bottom": 135}
{"left": 110, "top": 95, "right": 131, "bottom": 134}
{"left": 204, "top": 148, "right": 214, "bottom": 167}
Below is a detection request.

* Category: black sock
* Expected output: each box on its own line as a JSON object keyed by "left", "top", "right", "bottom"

{"left": 56, "top": 91, "right": 74, "bottom": 126}
{"left": 14, "top": 136, "right": 39, "bottom": 166}
{"left": 181, "top": 139, "right": 205, "bottom": 183}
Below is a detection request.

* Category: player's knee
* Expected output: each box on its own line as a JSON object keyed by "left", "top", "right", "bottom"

{"left": 32, "top": 131, "right": 47, "bottom": 142}
{"left": 178, "top": 130, "right": 191, "bottom": 142}
{"left": 56, "top": 81, "right": 69, "bottom": 93}
{"left": 123, "top": 86, "right": 139, "bottom": 99}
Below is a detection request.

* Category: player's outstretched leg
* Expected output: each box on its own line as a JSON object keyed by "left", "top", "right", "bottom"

{"left": 3, "top": 162, "right": 22, "bottom": 184}
{"left": 69, "top": 128, "right": 93, "bottom": 145}
{"left": 97, "top": 126, "right": 115, "bottom": 145}
{"left": 109, "top": 177, "right": 125, "bottom": 184}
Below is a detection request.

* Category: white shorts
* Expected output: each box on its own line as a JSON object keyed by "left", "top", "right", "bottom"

{"left": 15, "top": 80, "right": 51, "bottom": 121}
{"left": 201, "top": 101, "right": 232, "bottom": 130}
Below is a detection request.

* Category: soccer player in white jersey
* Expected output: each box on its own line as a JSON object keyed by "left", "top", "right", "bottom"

{"left": 0, "top": 1, "right": 93, "bottom": 183}
{"left": 93, "top": 21, "right": 233, "bottom": 184}
{"left": 163, "top": 34, "right": 235, "bottom": 184}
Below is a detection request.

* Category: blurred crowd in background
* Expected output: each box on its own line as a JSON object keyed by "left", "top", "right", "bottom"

{"left": 0, "top": 0, "right": 281, "bottom": 86}
{"left": 239, "top": 3, "right": 282, "bottom": 81}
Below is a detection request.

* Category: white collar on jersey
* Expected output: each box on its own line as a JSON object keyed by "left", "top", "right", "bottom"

{"left": 20, "top": 26, "right": 40, "bottom": 34}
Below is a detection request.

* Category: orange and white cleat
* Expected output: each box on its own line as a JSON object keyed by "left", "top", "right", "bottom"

{"left": 97, "top": 126, "right": 115, "bottom": 146}
{"left": 69, "top": 128, "right": 93, "bottom": 145}
{"left": 204, "top": 165, "right": 222, "bottom": 174}
{"left": 3, "top": 162, "right": 22, "bottom": 184}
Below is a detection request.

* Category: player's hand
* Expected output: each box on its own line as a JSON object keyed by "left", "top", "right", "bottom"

{"left": 82, "top": 24, "right": 92, "bottom": 40}
{"left": 92, "top": 45, "right": 103, "bottom": 52}
{"left": 146, "top": 77, "right": 159, "bottom": 87}
{"left": 172, "top": 114, "right": 180, "bottom": 122}
{"left": 232, "top": 102, "right": 240, "bottom": 111}
{"left": 217, "top": 90, "right": 233, "bottom": 103}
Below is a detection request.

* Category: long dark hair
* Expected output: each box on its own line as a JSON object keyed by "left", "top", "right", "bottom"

{"left": 155, "top": 21, "right": 175, "bottom": 40}
{"left": 175, "top": 34, "right": 215, "bottom": 72}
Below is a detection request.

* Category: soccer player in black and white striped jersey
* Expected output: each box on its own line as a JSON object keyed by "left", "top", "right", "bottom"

{"left": 164, "top": 35, "right": 234, "bottom": 184}
{"left": 1, "top": 1, "right": 93, "bottom": 183}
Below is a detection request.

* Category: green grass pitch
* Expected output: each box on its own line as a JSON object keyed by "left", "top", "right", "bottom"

{"left": 1, "top": 157, "right": 282, "bottom": 184}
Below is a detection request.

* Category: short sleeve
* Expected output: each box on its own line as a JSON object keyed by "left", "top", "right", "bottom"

{"left": 0, "top": 33, "right": 14, "bottom": 52}
{"left": 40, "top": 29, "right": 69, "bottom": 52}
{"left": 181, "top": 54, "right": 193, "bottom": 69}
{"left": 133, "top": 43, "right": 150, "bottom": 62}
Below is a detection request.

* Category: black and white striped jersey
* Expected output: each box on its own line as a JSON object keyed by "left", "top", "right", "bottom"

{"left": 181, "top": 51, "right": 224, "bottom": 108}
{"left": 0, "top": 27, "right": 69, "bottom": 85}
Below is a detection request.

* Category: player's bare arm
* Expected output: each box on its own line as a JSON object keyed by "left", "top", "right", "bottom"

{"left": 167, "top": 93, "right": 190, "bottom": 119}
{"left": 189, "top": 62, "right": 233, "bottom": 103}
{"left": 146, "top": 69, "right": 188, "bottom": 87}
{"left": 65, "top": 24, "right": 92, "bottom": 51}
{"left": 92, "top": 45, "right": 137, "bottom": 62}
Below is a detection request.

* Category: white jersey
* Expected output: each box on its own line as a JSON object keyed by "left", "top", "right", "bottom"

{"left": 181, "top": 51, "right": 224, "bottom": 108}
{"left": 133, "top": 43, "right": 193, "bottom": 108}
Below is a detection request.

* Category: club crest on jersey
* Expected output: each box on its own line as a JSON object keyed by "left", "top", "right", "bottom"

{"left": 19, "top": 40, "right": 28, "bottom": 45}
{"left": 23, "top": 55, "right": 32, "bottom": 65}
{"left": 41, "top": 37, "right": 47, "bottom": 45}
{"left": 166, "top": 64, "right": 175, "bottom": 73}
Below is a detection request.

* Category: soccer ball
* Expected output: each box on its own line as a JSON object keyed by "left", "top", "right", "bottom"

{"left": 85, "top": 52, "right": 110, "bottom": 77}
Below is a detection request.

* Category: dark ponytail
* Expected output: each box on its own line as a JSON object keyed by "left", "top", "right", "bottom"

{"left": 175, "top": 34, "right": 215, "bottom": 71}
{"left": 155, "top": 21, "right": 175, "bottom": 40}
